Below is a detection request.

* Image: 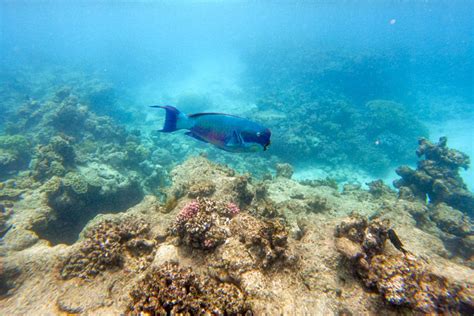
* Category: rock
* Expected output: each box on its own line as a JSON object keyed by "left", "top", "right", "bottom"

{"left": 335, "top": 215, "right": 474, "bottom": 314}
{"left": 335, "top": 237, "right": 363, "bottom": 260}
{"left": 430, "top": 203, "right": 473, "bottom": 237}
{"left": 367, "top": 180, "right": 395, "bottom": 198}
{"left": 394, "top": 137, "right": 474, "bottom": 215}
{"left": 152, "top": 244, "right": 180, "bottom": 267}
{"left": 2, "top": 228, "right": 39, "bottom": 251}
{"left": 276, "top": 163, "right": 294, "bottom": 179}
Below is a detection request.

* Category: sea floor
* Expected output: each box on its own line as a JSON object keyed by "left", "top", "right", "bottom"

{"left": 1, "top": 156, "right": 472, "bottom": 315}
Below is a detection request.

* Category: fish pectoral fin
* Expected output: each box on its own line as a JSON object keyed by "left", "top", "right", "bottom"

{"left": 185, "top": 131, "right": 209, "bottom": 144}
{"left": 226, "top": 130, "right": 244, "bottom": 147}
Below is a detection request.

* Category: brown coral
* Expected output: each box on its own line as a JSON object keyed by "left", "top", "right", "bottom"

{"left": 187, "top": 180, "right": 216, "bottom": 198}
{"left": 169, "top": 198, "right": 238, "bottom": 250}
{"left": 127, "top": 262, "right": 251, "bottom": 315}
{"left": 367, "top": 180, "right": 396, "bottom": 198}
{"left": 367, "top": 254, "right": 470, "bottom": 313}
{"left": 60, "top": 217, "right": 154, "bottom": 280}
{"left": 275, "top": 162, "right": 294, "bottom": 179}
{"left": 394, "top": 137, "right": 474, "bottom": 215}
{"left": 232, "top": 174, "right": 254, "bottom": 208}
{"left": 335, "top": 215, "right": 474, "bottom": 314}
{"left": 231, "top": 213, "right": 292, "bottom": 269}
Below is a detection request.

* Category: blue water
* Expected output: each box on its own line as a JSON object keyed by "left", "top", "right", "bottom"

{"left": 1, "top": 2, "right": 474, "bottom": 313}
{"left": 1, "top": 1, "right": 473, "bottom": 187}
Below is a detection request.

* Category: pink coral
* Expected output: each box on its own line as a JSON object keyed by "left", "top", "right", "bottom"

{"left": 226, "top": 202, "right": 240, "bottom": 216}
{"left": 176, "top": 201, "right": 200, "bottom": 223}
{"left": 203, "top": 239, "right": 214, "bottom": 248}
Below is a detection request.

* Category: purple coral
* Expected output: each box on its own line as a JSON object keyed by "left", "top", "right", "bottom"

{"left": 176, "top": 200, "right": 200, "bottom": 223}
{"left": 170, "top": 198, "right": 237, "bottom": 250}
{"left": 226, "top": 202, "right": 240, "bottom": 216}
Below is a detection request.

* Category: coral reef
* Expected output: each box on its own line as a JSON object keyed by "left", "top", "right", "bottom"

{"left": 335, "top": 215, "right": 474, "bottom": 313}
{"left": 0, "top": 135, "right": 32, "bottom": 178}
{"left": 30, "top": 135, "right": 76, "bottom": 181}
{"left": 230, "top": 213, "right": 292, "bottom": 269}
{"left": 0, "top": 259, "right": 21, "bottom": 298}
{"left": 0, "top": 202, "right": 13, "bottom": 238}
{"left": 34, "top": 162, "right": 143, "bottom": 245}
{"left": 245, "top": 49, "right": 428, "bottom": 175}
{"left": 300, "top": 177, "right": 339, "bottom": 190}
{"left": 275, "top": 162, "right": 294, "bottom": 179}
{"left": 430, "top": 203, "right": 473, "bottom": 238}
{"left": 367, "top": 180, "right": 396, "bottom": 199}
{"left": 127, "top": 262, "right": 251, "bottom": 315}
{"left": 1, "top": 151, "right": 472, "bottom": 315}
{"left": 1, "top": 66, "right": 472, "bottom": 315}
{"left": 368, "top": 255, "right": 472, "bottom": 313}
{"left": 169, "top": 198, "right": 239, "bottom": 250}
{"left": 394, "top": 137, "right": 474, "bottom": 215}
{"left": 60, "top": 217, "right": 154, "bottom": 279}
{"left": 83, "top": 81, "right": 133, "bottom": 122}
{"left": 187, "top": 180, "right": 216, "bottom": 198}
{"left": 429, "top": 203, "right": 474, "bottom": 263}
{"left": 232, "top": 174, "right": 254, "bottom": 208}
{"left": 306, "top": 196, "right": 330, "bottom": 214}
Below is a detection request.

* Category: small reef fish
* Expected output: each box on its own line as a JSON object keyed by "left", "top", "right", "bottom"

{"left": 151, "top": 105, "right": 271, "bottom": 152}
{"left": 388, "top": 228, "right": 408, "bottom": 254}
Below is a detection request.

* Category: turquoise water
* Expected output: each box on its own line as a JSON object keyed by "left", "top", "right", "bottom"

{"left": 1, "top": 2, "right": 473, "bottom": 313}
{"left": 1, "top": 1, "right": 473, "bottom": 185}
{"left": 1, "top": 2, "right": 473, "bottom": 214}
{"left": 1, "top": 2, "right": 473, "bottom": 182}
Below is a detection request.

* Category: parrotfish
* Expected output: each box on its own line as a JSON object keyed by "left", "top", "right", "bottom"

{"left": 151, "top": 105, "right": 271, "bottom": 152}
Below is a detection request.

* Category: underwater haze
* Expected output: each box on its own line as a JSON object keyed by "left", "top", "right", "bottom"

{"left": 1, "top": 1, "right": 474, "bottom": 315}
{"left": 2, "top": 1, "right": 473, "bottom": 183}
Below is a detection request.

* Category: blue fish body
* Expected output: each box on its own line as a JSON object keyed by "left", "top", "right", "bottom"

{"left": 151, "top": 105, "right": 271, "bottom": 152}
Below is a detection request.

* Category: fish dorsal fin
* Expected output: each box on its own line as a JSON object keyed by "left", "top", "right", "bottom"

{"left": 188, "top": 112, "right": 244, "bottom": 119}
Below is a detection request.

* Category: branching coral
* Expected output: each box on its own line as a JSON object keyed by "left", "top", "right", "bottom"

{"left": 127, "top": 262, "right": 251, "bottom": 315}
{"left": 60, "top": 218, "right": 153, "bottom": 280}
{"left": 394, "top": 137, "right": 474, "bottom": 215}
{"left": 169, "top": 198, "right": 239, "bottom": 250}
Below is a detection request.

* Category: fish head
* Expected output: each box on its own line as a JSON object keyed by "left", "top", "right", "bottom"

{"left": 241, "top": 127, "right": 271, "bottom": 152}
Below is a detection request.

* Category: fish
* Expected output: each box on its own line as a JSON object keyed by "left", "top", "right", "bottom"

{"left": 387, "top": 228, "right": 408, "bottom": 254}
{"left": 151, "top": 105, "right": 271, "bottom": 153}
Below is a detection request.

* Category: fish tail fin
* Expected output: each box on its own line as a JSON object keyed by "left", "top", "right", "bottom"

{"left": 150, "top": 105, "right": 192, "bottom": 132}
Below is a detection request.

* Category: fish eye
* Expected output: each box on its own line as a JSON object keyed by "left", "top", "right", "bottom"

{"left": 256, "top": 132, "right": 261, "bottom": 137}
